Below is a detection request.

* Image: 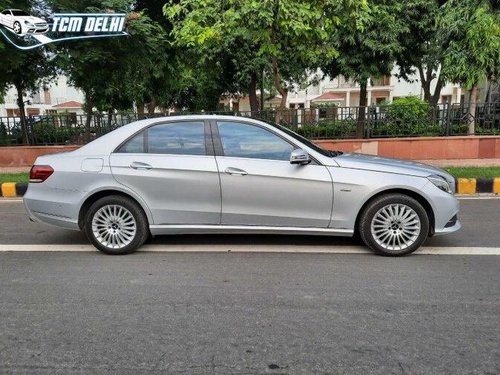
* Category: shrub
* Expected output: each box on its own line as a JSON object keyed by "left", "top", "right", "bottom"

{"left": 381, "top": 96, "right": 442, "bottom": 136}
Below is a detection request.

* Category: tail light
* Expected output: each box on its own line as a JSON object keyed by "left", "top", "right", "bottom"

{"left": 29, "top": 165, "right": 54, "bottom": 183}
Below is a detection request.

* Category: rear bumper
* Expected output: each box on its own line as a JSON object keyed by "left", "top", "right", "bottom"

{"left": 23, "top": 195, "right": 80, "bottom": 231}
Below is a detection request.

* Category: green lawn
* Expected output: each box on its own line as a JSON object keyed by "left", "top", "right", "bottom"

{"left": 0, "top": 167, "right": 498, "bottom": 186}
{"left": 0, "top": 173, "right": 29, "bottom": 184}
{"left": 444, "top": 167, "right": 500, "bottom": 179}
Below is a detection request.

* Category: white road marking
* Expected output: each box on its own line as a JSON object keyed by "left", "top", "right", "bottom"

{"left": 0, "top": 244, "right": 499, "bottom": 255}
{"left": 457, "top": 196, "right": 500, "bottom": 200}
{"left": 0, "top": 199, "right": 23, "bottom": 203}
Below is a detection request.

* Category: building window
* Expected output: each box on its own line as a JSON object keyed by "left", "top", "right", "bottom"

{"left": 27, "top": 108, "right": 41, "bottom": 116}
{"left": 43, "top": 89, "right": 51, "bottom": 105}
{"left": 6, "top": 109, "right": 20, "bottom": 117}
{"left": 441, "top": 95, "right": 452, "bottom": 104}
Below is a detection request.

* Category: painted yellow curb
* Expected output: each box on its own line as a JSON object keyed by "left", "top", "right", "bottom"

{"left": 1, "top": 182, "right": 17, "bottom": 197}
{"left": 457, "top": 178, "right": 476, "bottom": 194}
{"left": 494, "top": 178, "right": 500, "bottom": 194}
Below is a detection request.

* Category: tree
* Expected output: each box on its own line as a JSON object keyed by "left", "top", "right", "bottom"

{"left": 440, "top": 0, "right": 500, "bottom": 134}
{"left": 322, "top": 0, "right": 406, "bottom": 138}
{"left": 165, "top": 0, "right": 366, "bottom": 112}
{"left": 50, "top": 0, "right": 173, "bottom": 138}
{"left": 395, "top": 0, "right": 449, "bottom": 105}
{"left": 0, "top": 1, "right": 57, "bottom": 144}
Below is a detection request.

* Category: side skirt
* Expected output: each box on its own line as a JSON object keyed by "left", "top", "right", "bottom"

{"left": 149, "top": 225, "right": 354, "bottom": 237}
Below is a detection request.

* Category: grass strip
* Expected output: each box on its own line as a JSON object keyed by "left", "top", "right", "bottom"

{"left": 443, "top": 167, "right": 500, "bottom": 179}
{"left": 0, "top": 167, "right": 499, "bottom": 186}
{"left": 0, "top": 173, "right": 29, "bottom": 184}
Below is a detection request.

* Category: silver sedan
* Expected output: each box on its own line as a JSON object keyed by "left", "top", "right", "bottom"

{"left": 24, "top": 115, "right": 460, "bottom": 256}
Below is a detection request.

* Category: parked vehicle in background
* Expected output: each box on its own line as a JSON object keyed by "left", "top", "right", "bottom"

{"left": 24, "top": 115, "right": 460, "bottom": 256}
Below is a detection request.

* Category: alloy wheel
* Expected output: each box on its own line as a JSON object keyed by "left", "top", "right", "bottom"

{"left": 370, "top": 203, "right": 421, "bottom": 252}
{"left": 91, "top": 204, "right": 137, "bottom": 249}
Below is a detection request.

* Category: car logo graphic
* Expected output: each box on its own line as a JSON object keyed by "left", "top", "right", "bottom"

{"left": 0, "top": 9, "right": 48, "bottom": 35}
{"left": 0, "top": 10, "right": 127, "bottom": 50}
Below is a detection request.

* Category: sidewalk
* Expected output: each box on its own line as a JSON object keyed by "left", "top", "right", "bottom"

{"left": 417, "top": 159, "right": 500, "bottom": 167}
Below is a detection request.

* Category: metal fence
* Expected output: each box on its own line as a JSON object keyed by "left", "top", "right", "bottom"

{"left": 1, "top": 102, "right": 499, "bottom": 146}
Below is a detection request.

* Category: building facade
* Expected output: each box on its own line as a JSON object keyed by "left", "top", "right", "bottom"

{"left": 0, "top": 76, "right": 84, "bottom": 117}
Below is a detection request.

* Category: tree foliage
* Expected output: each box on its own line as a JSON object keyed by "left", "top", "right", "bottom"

{"left": 440, "top": 0, "right": 500, "bottom": 133}
{"left": 321, "top": 0, "right": 406, "bottom": 137}
{"left": 165, "top": 0, "right": 367, "bottom": 110}
{"left": 395, "top": 0, "right": 448, "bottom": 105}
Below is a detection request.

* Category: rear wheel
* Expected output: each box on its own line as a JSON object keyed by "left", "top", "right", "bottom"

{"left": 359, "top": 194, "right": 429, "bottom": 256}
{"left": 84, "top": 195, "right": 148, "bottom": 255}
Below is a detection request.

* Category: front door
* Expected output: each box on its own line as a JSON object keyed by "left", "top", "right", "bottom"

{"left": 213, "top": 120, "right": 333, "bottom": 228}
{"left": 110, "top": 120, "right": 221, "bottom": 225}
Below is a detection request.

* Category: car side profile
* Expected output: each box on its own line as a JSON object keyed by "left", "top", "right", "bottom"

{"left": 24, "top": 115, "right": 460, "bottom": 256}
{"left": 0, "top": 9, "right": 48, "bottom": 35}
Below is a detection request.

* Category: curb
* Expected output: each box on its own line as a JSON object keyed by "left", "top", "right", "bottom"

{"left": 1, "top": 179, "right": 500, "bottom": 198}
{"left": 456, "top": 178, "right": 500, "bottom": 194}
{"left": 0, "top": 183, "right": 28, "bottom": 198}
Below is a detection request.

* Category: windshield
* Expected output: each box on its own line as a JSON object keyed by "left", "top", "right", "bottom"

{"left": 267, "top": 121, "right": 342, "bottom": 157}
{"left": 11, "top": 10, "right": 29, "bottom": 16}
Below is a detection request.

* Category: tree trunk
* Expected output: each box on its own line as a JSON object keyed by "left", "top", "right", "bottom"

{"left": 356, "top": 78, "right": 368, "bottom": 139}
{"left": 84, "top": 93, "right": 93, "bottom": 143}
{"left": 418, "top": 65, "right": 444, "bottom": 106}
{"left": 147, "top": 98, "right": 156, "bottom": 115}
{"left": 248, "top": 71, "right": 259, "bottom": 114}
{"left": 429, "top": 74, "right": 444, "bottom": 106}
{"left": 14, "top": 82, "right": 30, "bottom": 145}
{"left": 136, "top": 101, "right": 145, "bottom": 119}
{"left": 107, "top": 108, "right": 113, "bottom": 129}
{"left": 467, "top": 84, "right": 478, "bottom": 135}
{"left": 271, "top": 57, "right": 288, "bottom": 123}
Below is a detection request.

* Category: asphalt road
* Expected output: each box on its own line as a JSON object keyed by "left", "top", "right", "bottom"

{"left": 0, "top": 252, "right": 499, "bottom": 374}
{"left": 0, "top": 198, "right": 498, "bottom": 248}
{"left": 0, "top": 199, "right": 499, "bottom": 374}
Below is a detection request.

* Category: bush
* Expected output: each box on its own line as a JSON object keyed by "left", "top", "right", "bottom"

{"left": 297, "top": 120, "right": 356, "bottom": 139}
{"left": 378, "top": 96, "right": 442, "bottom": 136}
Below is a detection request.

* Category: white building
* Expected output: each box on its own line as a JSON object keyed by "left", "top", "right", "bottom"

{"left": 287, "top": 66, "right": 464, "bottom": 109}
{"left": 0, "top": 76, "right": 84, "bottom": 117}
{"left": 226, "top": 66, "right": 464, "bottom": 111}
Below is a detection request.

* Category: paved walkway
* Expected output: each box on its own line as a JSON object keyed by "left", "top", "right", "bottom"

{"left": 418, "top": 158, "right": 500, "bottom": 167}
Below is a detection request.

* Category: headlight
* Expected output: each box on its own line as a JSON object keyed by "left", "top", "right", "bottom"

{"left": 428, "top": 175, "right": 453, "bottom": 194}
{"left": 24, "top": 21, "right": 34, "bottom": 26}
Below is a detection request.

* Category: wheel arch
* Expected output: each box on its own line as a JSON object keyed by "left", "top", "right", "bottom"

{"left": 78, "top": 189, "right": 151, "bottom": 230}
{"left": 354, "top": 188, "right": 436, "bottom": 237}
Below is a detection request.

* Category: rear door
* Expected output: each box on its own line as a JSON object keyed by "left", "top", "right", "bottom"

{"left": 211, "top": 120, "right": 333, "bottom": 228}
{"left": 110, "top": 120, "right": 221, "bottom": 225}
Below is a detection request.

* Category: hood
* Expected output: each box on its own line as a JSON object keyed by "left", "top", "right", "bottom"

{"left": 17, "top": 16, "right": 46, "bottom": 24}
{"left": 334, "top": 153, "right": 453, "bottom": 180}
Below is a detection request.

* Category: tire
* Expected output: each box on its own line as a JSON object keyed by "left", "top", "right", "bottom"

{"left": 84, "top": 195, "right": 149, "bottom": 255}
{"left": 13, "top": 22, "right": 21, "bottom": 34}
{"left": 358, "top": 193, "right": 429, "bottom": 256}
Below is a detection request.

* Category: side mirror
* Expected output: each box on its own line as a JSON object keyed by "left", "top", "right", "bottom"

{"left": 290, "top": 149, "right": 311, "bottom": 165}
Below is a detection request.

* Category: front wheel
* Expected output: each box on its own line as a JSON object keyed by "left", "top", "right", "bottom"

{"left": 359, "top": 194, "right": 429, "bottom": 256}
{"left": 13, "top": 21, "right": 22, "bottom": 34}
{"left": 84, "top": 195, "right": 149, "bottom": 255}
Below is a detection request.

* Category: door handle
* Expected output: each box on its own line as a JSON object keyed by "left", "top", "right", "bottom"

{"left": 224, "top": 167, "right": 248, "bottom": 176}
{"left": 130, "top": 161, "right": 152, "bottom": 170}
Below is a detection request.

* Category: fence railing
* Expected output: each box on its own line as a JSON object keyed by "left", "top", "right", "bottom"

{"left": 1, "top": 102, "right": 499, "bottom": 146}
